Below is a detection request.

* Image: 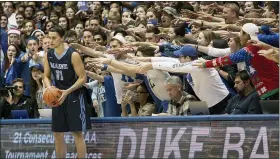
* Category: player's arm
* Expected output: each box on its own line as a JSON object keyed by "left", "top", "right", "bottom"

{"left": 43, "top": 54, "right": 52, "bottom": 88}
{"left": 66, "top": 52, "right": 87, "bottom": 94}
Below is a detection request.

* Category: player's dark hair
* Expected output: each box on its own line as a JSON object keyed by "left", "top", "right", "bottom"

{"left": 49, "top": 25, "right": 65, "bottom": 38}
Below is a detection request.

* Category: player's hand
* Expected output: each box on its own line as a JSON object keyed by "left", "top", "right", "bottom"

{"left": 58, "top": 90, "right": 70, "bottom": 106}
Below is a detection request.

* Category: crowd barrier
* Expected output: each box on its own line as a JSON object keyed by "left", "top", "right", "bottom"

{"left": 0, "top": 115, "right": 279, "bottom": 159}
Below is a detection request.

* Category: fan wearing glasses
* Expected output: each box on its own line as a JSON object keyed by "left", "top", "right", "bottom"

{"left": 0, "top": 78, "right": 37, "bottom": 119}
{"left": 121, "top": 82, "right": 157, "bottom": 117}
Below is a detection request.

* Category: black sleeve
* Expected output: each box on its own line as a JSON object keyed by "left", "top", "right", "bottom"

{"left": 31, "top": 98, "right": 40, "bottom": 118}
{"left": 21, "top": 98, "right": 35, "bottom": 118}
{"left": 247, "top": 96, "right": 263, "bottom": 114}
{"left": 225, "top": 97, "right": 235, "bottom": 114}
{"left": 0, "top": 98, "right": 11, "bottom": 119}
{"left": 0, "top": 98, "right": 5, "bottom": 119}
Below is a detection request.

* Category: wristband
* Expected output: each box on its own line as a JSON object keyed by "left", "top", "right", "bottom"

{"left": 202, "top": 62, "right": 206, "bottom": 68}
{"left": 101, "top": 64, "right": 108, "bottom": 71}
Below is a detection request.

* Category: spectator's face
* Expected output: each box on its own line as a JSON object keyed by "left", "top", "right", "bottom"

{"left": 83, "top": 31, "right": 94, "bottom": 45}
{"left": 110, "top": 40, "right": 121, "bottom": 49}
{"left": 191, "top": 25, "right": 201, "bottom": 35}
{"left": 24, "top": 22, "right": 34, "bottom": 35}
{"left": 8, "top": 34, "right": 20, "bottom": 45}
{"left": 49, "top": 31, "right": 64, "bottom": 48}
{"left": 109, "top": 8, "right": 120, "bottom": 17}
{"left": 93, "top": 35, "right": 104, "bottom": 45}
{"left": 75, "top": 24, "right": 84, "bottom": 37}
{"left": 222, "top": 7, "right": 234, "bottom": 23}
{"left": 146, "top": 12, "right": 156, "bottom": 21}
{"left": 189, "top": 2, "right": 199, "bottom": 12}
{"left": 3, "top": 2, "right": 14, "bottom": 16}
{"left": 24, "top": 7, "right": 34, "bottom": 19}
{"left": 12, "top": 81, "right": 24, "bottom": 96}
{"left": 66, "top": 8, "right": 75, "bottom": 20}
{"left": 145, "top": 32, "right": 157, "bottom": 43}
{"left": 16, "top": 14, "right": 24, "bottom": 27}
{"left": 0, "top": 16, "right": 8, "bottom": 28}
{"left": 136, "top": 86, "right": 149, "bottom": 103}
{"left": 85, "top": 20, "right": 90, "bottom": 29}
{"left": 165, "top": 83, "right": 181, "bottom": 99}
{"left": 178, "top": 56, "right": 191, "bottom": 63}
{"left": 42, "top": 38, "right": 50, "bottom": 51}
{"left": 50, "top": 13, "right": 59, "bottom": 23}
{"left": 197, "top": 32, "right": 208, "bottom": 46}
{"left": 31, "top": 68, "right": 43, "bottom": 81}
{"left": 107, "top": 19, "right": 118, "bottom": 30}
{"left": 110, "top": 3, "right": 120, "bottom": 10}
{"left": 89, "top": 19, "right": 100, "bottom": 31}
{"left": 54, "top": 5, "right": 63, "bottom": 13}
{"left": 262, "top": 8, "right": 274, "bottom": 18}
{"left": 124, "top": 35, "right": 136, "bottom": 43}
{"left": 136, "top": 24, "right": 146, "bottom": 29}
{"left": 228, "top": 38, "right": 237, "bottom": 51}
{"left": 199, "top": 4, "right": 208, "bottom": 13}
{"left": 59, "top": 17, "right": 68, "bottom": 29}
{"left": 7, "top": 45, "right": 17, "bottom": 60}
{"left": 34, "top": 32, "right": 44, "bottom": 45}
{"left": 122, "top": 11, "right": 131, "bottom": 25}
{"left": 27, "top": 2, "right": 36, "bottom": 8}
{"left": 18, "top": 6, "right": 25, "bottom": 13}
{"left": 245, "top": 2, "right": 254, "bottom": 13}
{"left": 90, "top": 2, "right": 102, "bottom": 14}
{"left": 27, "top": 40, "right": 39, "bottom": 54}
{"left": 168, "top": 28, "right": 176, "bottom": 41}
{"left": 162, "top": 2, "right": 177, "bottom": 8}
{"left": 45, "top": 22, "right": 54, "bottom": 32}
{"left": 36, "top": 11, "right": 45, "bottom": 21}
{"left": 161, "top": 12, "right": 173, "bottom": 27}
{"left": 239, "top": 30, "right": 250, "bottom": 46}
{"left": 136, "top": 7, "right": 146, "bottom": 19}
{"left": 234, "top": 76, "right": 247, "bottom": 95}
{"left": 41, "top": 2, "right": 50, "bottom": 8}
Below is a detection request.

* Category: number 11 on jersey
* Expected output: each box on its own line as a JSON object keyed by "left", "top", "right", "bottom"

{"left": 56, "top": 70, "right": 64, "bottom": 81}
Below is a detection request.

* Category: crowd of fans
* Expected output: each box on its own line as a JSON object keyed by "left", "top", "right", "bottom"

{"left": 0, "top": 1, "right": 279, "bottom": 119}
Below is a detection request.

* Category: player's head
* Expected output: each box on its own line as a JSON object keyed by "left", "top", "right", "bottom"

{"left": 48, "top": 25, "right": 65, "bottom": 49}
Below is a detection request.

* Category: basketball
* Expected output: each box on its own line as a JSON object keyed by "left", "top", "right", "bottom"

{"left": 43, "top": 87, "right": 62, "bottom": 107}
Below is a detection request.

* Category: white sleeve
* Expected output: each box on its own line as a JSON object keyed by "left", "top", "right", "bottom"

{"left": 152, "top": 61, "right": 201, "bottom": 73}
{"left": 151, "top": 57, "right": 179, "bottom": 63}
{"left": 207, "top": 48, "right": 231, "bottom": 57}
{"left": 86, "top": 81, "right": 98, "bottom": 90}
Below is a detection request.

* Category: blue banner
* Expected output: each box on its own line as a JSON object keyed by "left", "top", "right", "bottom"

{"left": 0, "top": 115, "right": 279, "bottom": 159}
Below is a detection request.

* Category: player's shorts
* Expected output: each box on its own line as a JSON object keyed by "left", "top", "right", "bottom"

{"left": 52, "top": 89, "right": 92, "bottom": 132}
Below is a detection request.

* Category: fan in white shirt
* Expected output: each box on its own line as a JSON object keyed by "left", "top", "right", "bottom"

{"left": 98, "top": 46, "right": 231, "bottom": 114}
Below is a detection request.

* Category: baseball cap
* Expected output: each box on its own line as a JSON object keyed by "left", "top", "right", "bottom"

{"left": 162, "top": 7, "right": 178, "bottom": 18}
{"left": 174, "top": 45, "right": 197, "bottom": 57}
{"left": 30, "top": 63, "right": 44, "bottom": 72}
{"left": 242, "top": 23, "right": 259, "bottom": 41}
{"left": 111, "top": 35, "right": 127, "bottom": 45}
{"left": 147, "top": 19, "right": 158, "bottom": 27}
{"left": 53, "top": 2, "right": 64, "bottom": 6}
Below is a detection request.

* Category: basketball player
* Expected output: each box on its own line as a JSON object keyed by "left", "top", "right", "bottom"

{"left": 43, "top": 25, "right": 91, "bottom": 158}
